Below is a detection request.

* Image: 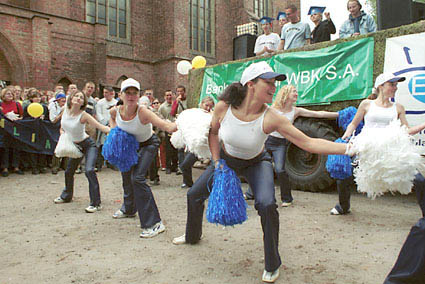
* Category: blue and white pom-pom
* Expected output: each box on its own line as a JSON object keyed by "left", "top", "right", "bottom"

{"left": 351, "top": 120, "right": 422, "bottom": 199}
{"left": 102, "top": 127, "right": 139, "bottom": 172}
{"left": 171, "top": 108, "right": 212, "bottom": 159}
{"left": 338, "top": 106, "right": 364, "bottom": 134}
{"left": 206, "top": 159, "right": 247, "bottom": 226}
{"left": 326, "top": 138, "right": 352, "bottom": 180}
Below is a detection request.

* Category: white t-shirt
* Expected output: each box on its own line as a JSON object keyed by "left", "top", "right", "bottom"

{"left": 95, "top": 98, "right": 117, "bottom": 125}
{"left": 254, "top": 33, "right": 281, "bottom": 56}
{"left": 280, "top": 21, "right": 311, "bottom": 50}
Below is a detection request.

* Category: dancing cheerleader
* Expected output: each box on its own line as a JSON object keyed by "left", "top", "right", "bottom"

{"left": 245, "top": 84, "right": 338, "bottom": 206}
{"left": 53, "top": 90, "right": 110, "bottom": 213}
{"left": 331, "top": 72, "right": 425, "bottom": 215}
{"left": 179, "top": 96, "right": 215, "bottom": 189}
{"left": 172, "top": 62, "right": 348, "bottom": 283}
{"left": 109, "top": 78, "right": 177, "bottom": 238}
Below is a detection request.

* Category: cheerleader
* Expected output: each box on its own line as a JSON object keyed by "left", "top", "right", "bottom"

{"left": 109, "top": 78, "right": 177, "bottom": 238}
{"left": 172, "top": 62, "right": 348, "bottom": 283}
{"left": 53, "top": 90, "right": 110, "bottom": 213}
{"left": 331, "top": 72, "right": 425, "bottom": 215}
{"left": 179, "top": 96, "right": 215, "bottom": 188}
{"left": 246, "top": 84, "right": 338, "bottom": 206}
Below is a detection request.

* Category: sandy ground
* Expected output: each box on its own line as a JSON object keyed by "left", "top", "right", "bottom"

{"left": 0, "top": 166, "right": 422, "bottom": 284}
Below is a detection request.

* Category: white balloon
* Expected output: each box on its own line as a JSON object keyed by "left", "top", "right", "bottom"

{"left": 177, "top": 60, "right": 192, "bottom": 75}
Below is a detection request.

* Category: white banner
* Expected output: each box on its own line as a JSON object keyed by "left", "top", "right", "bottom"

{"left": 384, "top": 32, "right": 425, "bottom": 152}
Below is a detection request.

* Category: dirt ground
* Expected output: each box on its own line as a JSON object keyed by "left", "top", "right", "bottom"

{"left": 0, "top": 166, "right": 422, "bottom": 284}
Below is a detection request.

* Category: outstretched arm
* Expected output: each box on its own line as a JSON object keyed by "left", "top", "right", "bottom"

{"left": 139, "top": 106, "right": 177, "bottom": 133}
{"left": 81, "top": 112, "right": 110, "bottom": 134}
{"left": 296, "top": 107, "right": 338, "bottom": 119}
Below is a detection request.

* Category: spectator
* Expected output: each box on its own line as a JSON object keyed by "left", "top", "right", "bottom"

{"left": 95, "top": 86, "right": 117, "bottom": 171}
{"left": 254, "top": 17, "right": 281, "bottom": 57}
{"left": 23, "top": 89, "right": 49, "bottom": 174}
{"left": 0, "top": 86, "right": 24, "bottom": 177}
{"left": 158, "top": 90, "right": 178, "bottom": 174}
{"left": 339, "top": 0, "right": 376, "bottom": 38}
{"left": 49, "top": 92, "right": 67, "bottom": 174}
{"left": 14, "top": 85, "right": 23, "bottom": 102}
{"left": 309, "top": 6, "right": 336, "bottom": 44}
{"left": 149, "top": 98, "right": 164, "bottom": 186}
{"left": 278, "top": 4, "right": 311, "bottom": 50}
{"left": 171, "top": 85, "right": 188, "bottom": 175}
{"left": 276, "top": 11, "right": 287, "bottom": 30}
{"left": 67, "top": 84, "right": 77, "bottom": 96}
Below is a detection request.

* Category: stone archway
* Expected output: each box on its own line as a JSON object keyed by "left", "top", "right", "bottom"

{"left": 0, "top": 31, "right": 30, "bottom": 86}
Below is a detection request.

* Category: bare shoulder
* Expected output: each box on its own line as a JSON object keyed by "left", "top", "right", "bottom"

{"left": 395, "top": 102, "right": 405, "bottom": 112}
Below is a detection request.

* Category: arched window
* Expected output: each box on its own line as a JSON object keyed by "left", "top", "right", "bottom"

{"left": 190, "top": 0, "right": 215, "bottom": 55}
{"left": 58, "top": 77, "right": 72, "bottom": 91}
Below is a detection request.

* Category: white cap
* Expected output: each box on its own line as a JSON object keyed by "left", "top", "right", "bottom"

{"left": 121, "top": 78, "right": 140, "bottom": 92}
{"left": 240, "top": 61, "right": 286, "bottom": 86}
{"left": 374, "top": 72, "right": 405, "bottom": 88}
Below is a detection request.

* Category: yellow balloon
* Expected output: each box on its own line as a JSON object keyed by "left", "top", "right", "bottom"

{"left": 191, "top": 56, "right": 207, "bottom": 69}
{"left": 27, "top": 103, "right": 44, "bottom": 118}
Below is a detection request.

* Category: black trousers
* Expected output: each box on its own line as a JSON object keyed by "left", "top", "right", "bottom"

{"left": 164, "top": 133, "right": 178, "bottom": 171}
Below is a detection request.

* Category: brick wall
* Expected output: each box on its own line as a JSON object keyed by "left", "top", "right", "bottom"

{"left": 0, "top": 0, "right": 299, "bottom": 94}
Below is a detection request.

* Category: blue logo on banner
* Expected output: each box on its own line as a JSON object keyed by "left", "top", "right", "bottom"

{"left": 409, "top": 73, "right": 425, "bottom": 103}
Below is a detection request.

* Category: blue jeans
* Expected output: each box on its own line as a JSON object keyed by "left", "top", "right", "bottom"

{"left": 60, "top": 138, "right": 101, "bottom": 206}
{"left": 120, "top": 135, "right": 161, "bottom": 228}
{"left": 180, "top": 152, "right": 198, "bottom": 187}
{"left": 185, "top": 149, "right": 281, "bottom": 272}
{"left": 265, "top": 136, "right": 292, "bottom": 203}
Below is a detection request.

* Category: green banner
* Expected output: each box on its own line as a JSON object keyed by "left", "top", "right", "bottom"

{"left": 200, "top": 37, "right": 374, "bottom": 106}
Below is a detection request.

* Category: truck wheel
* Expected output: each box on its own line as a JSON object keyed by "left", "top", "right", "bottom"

{"left": 285, "top": 118, "right": 338, "bottom": 192}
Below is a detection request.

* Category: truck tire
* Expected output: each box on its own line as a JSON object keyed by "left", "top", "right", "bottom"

{"left": 285, "top": 118, "right": 338, "bottom": 192}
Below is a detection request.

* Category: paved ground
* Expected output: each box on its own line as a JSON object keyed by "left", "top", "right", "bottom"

{"left": 0, "top": 167, "right": 422, "bottom": 284}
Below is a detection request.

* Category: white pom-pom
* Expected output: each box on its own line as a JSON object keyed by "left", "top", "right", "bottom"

{"left": 170, "top": 129, "right": 185, "bottom": 150}
{"left": 351, "top": 120, "right": 422, "bottom": 199}
{"left": 173, "top": 108, "right": 212, "bottom": 159}
{"left": 54, "top": 132, "right": 83, "bottom": 159}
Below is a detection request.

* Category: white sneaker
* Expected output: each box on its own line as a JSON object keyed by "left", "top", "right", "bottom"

{"left": 54, "top": 197, "right": 67, "bottom": 204}
{"left": 281, "top": 201, "right": 292, "bottom": 207}
{"left": 172, "top": 234, "right": 186, "bottom": 245}
{"left": 112, "top": 210, "right": 136, "bottom": 219}
{"left": 330, "top": 207, "right": 340, "bottom": 215}
{"left": 85, "top": 205, "right": 102, "bottom": 213}
{"left": 140, "top": 221, "right": 165, "bottom": 238}
{"left": 262, "top": 269, "right": 280, "bottom": 283}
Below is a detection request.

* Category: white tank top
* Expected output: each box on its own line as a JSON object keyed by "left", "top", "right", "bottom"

{"left": 116, "top": 106, "right": 153, "bottom": 142}
{"left": 270, "top": 107, "right": 296, "bottom": 139}
{"left": 219, "top": 105, "right": 268, "bottom": 160}
{"left": 364, "top": 100, "right": 398, "bottom": 129}
{"left": 61, "top": 108, "right": 89, "bottom": 142}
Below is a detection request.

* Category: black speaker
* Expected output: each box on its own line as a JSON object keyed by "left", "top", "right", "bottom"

{"left": 377, "top": 0, "right": 425, "bottom": 30}
{"left": 233, "top": 34, "right": 257, "bottom": 60}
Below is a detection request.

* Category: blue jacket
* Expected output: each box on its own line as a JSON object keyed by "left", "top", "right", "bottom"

{"left": 339, "top": 11, "right": 376, "bottom": 38}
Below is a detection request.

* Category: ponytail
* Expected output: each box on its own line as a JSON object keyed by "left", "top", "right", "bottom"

{"left": 219, "top": 80, "right": 255, "bottom": 108}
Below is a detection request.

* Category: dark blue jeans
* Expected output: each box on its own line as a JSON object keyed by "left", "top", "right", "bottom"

{"left": 265, "top": 135, "right": 292, "bottom": 203}
{"left": 414, "top": 173, "right": 425, "bottom": 218}
{"left": 383, "top": 217, "right": 425, "bottom": 284}
{"left": 120, "top": 135, "right": 161, "bottom": 228}
{"left": 185, "top": 149, "right": 281, "bottom": 272}
{"left": 180, "top": 152, "right": 198, "bottom": 187}
{"left": 60, "top": 137, "right": 101, "bottom": 206}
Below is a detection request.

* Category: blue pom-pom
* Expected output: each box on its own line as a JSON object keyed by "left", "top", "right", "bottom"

{"left": 338, "top": 106, "right": 364, "bottom": 134}
{"left": 206, "top": 159, "right": 247, "bottom": 226}
{"left": 326, "top": 138, "right": 352, "bottom": 180}
{"left": 102, "top": 127, "right": 139, "bottom": 172}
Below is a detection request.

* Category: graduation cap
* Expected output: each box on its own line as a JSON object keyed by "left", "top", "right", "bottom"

{"left": 258, "top": 16, "right": 274, "bottom": 25}
{"left": 276, "top": 11, "right": 286, "bottom": 20}
{"left": 308, "top": 6, "right": 326, "bottom": 15}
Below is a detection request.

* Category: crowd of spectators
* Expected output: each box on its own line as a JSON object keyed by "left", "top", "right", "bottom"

{"left": 0, "top": 82, "right": 204, "bottom": 186}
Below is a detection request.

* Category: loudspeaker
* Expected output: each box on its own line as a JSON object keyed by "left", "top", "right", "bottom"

{"left": 377, "top": 0, "right": 425, "bottom": 30}
{"left": 233, "top": 34, "right": 257, "bottom": 60}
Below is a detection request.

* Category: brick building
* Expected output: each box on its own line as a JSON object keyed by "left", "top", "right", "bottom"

{"left": 0, "top": 0, "right": 299, "bottom": 98}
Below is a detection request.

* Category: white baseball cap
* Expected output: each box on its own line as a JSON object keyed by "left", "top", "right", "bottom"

{"left": 240, "top": 61, "right": 286, "bottom": 86}
{"left": 374, "top": 72, "right": 405, "bottom": 88}
{"left": 121, "top": 78, "right": 140, "bottom": 92}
